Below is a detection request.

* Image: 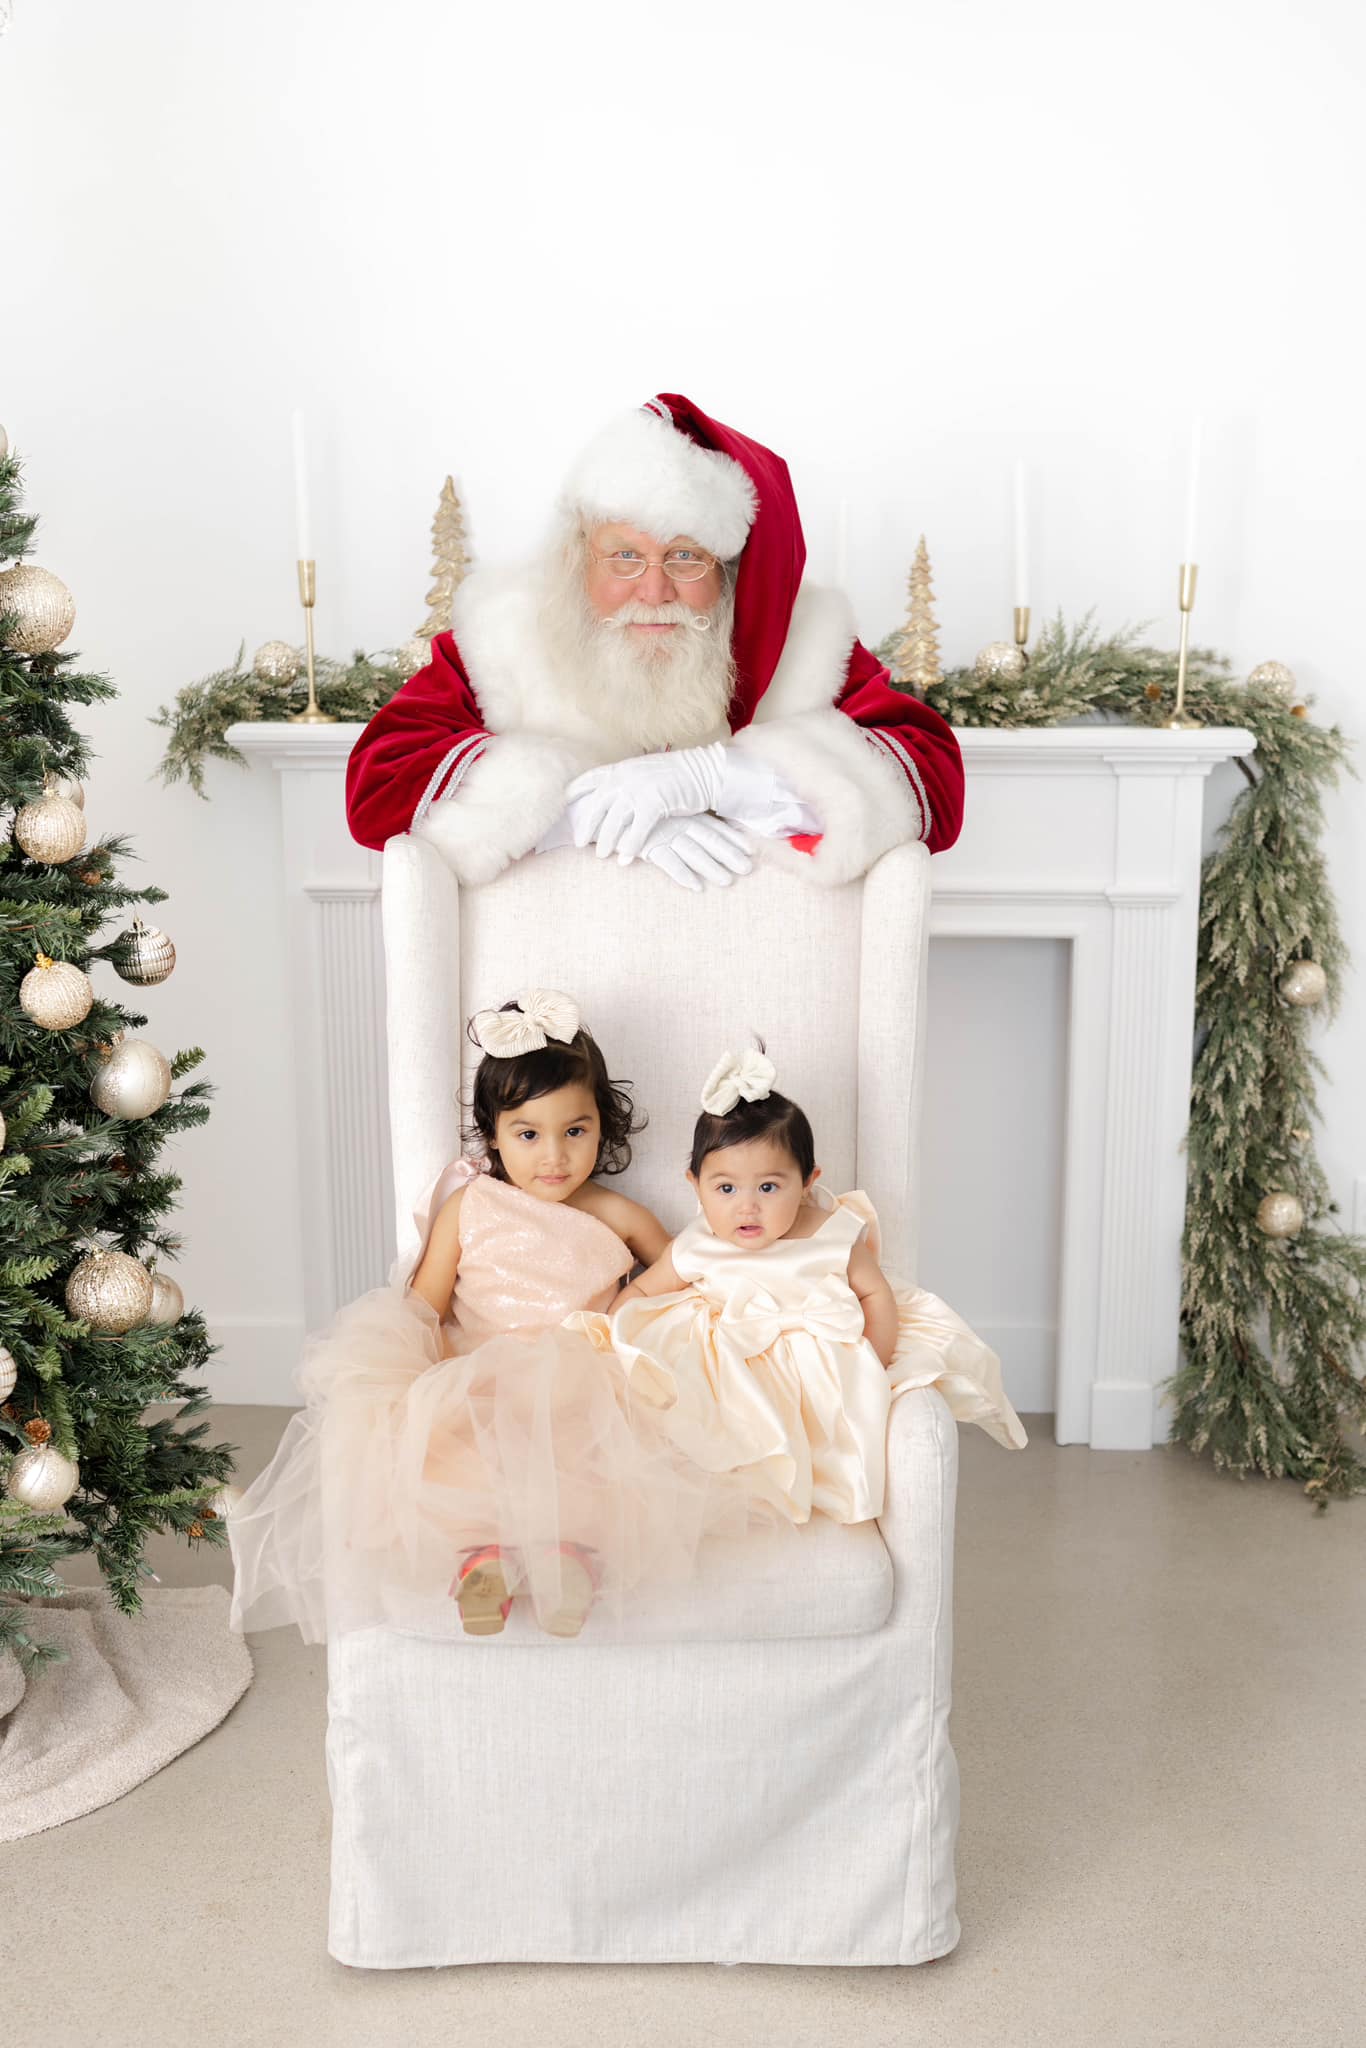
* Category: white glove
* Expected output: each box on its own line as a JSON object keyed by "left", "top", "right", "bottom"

{"left": 632, "top": 813, "right": 753, "bottom": 891}
{"left": 713, "top": 747, "right": 821, "bottom": 839}
{"left": 565, "top": 743, "right": 727, "bottom": 862}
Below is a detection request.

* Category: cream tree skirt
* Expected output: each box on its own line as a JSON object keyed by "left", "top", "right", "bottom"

{"left": 0, "top": 1586, "right": 252, "bottom": 1843}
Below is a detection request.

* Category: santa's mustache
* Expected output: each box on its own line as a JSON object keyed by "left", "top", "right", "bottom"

{"left": 600, "top": 600, "right": 713, "bottom": 634}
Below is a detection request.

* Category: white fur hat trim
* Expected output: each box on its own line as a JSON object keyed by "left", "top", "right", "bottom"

{"left": 563, "top": 404, "right": 758, "bottom": 560}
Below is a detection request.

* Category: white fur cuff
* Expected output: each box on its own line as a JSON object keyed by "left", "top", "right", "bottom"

{"left": 730, "top": 710, "right": 923, "bottom": 887}
{"left": 414, "top": 731, "right": 600, "bottom": 887}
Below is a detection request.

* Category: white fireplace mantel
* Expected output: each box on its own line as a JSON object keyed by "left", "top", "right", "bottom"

{"left": 227, "top": 718, "right": 1254, "bottom": 1450}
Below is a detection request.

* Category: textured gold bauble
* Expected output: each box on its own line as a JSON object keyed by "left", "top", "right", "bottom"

{"left": 1279, "top": 959, "right": 1327, "bottom": 1008}
{"left": 14, "top": 792, "right": 86, "bottom": 864}
{"left": 252, "top": 639, "right": 301, "bottom": 686}
{"left": 5, "top": 1443, "right": 80, "bottom": 1512}
{"left": 44, "top": 770, "right": 85, "bottom": 808}
{"left": 0, "top": 563, "right": 76, "bottom": 654}
{"left": 90, "top": 1034, "right": 173, "bottom": 1120}
{"left": 0, "top": 1343, "right": 16, "bottom": 1403}
{"left": 112, "top": 916, "right": 176, "bottom": 986}
{"left": 19, "top": 953, "right": 94, "bottom": 1031}
{"left": 0, "top": 1105, "right": 6, "bottom": 1149}
{"left": 0, "top": 802, "right": 12, "bottom": 843}
{"left": 974, "top": 641, "right": 1027, "bottom": 682}
{"left": 1247, "top": 659, "right": 1297, "bottom": 706}
{"left": 65, "top": 1248, "right": 154, "bottom": 1333}
{"left": 1256, "top": 1191, "right": 1305, "bottom": 1239}
{"left": 146, "top": 1272, "right": 185, "bottom": 1326}
{"left": 395, "top": 635, "right": 431, "bottom": 679}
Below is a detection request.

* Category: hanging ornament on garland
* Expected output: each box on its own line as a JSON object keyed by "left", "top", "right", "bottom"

{"left": 19, "top": 953, "right": 93, "bottom": 1031}
{"left": 252, "top": 640, "right": 301, "bottom": 686}
{"left": 111, "top": 916, "right": 176, "bottom": 986}
{"left": 0, "top": 563, "right": 76, "bottom": 654}
{"left": 90, "top": 1033, "right": 172, "bottom": 1119}
{"left": 4, "top": 1443, "right": 79, "bottom": 1512}
{"left": 65, "top": 1248, "right": 153, "bottom": 1333}
{"left": 974, "top": 641, "right": 1027, "bottom": 682}
{"left": 1256, "top": 1191, "right": 1305, "bottom": 1239}
{"left": 0, "top": 1343, "right": 17, "bottom": 1402}
{"left": 1247, "top": 660, "right": 1297, "bottom": 706}
{"left": 14, "top": 791, "right": 86, "bottom": 864}
{"left": 146, "top": 1271, "right": 185, "bottom": 1326}
{"left": 1279, "top": 959, "right": 1327, "bottom": 1008}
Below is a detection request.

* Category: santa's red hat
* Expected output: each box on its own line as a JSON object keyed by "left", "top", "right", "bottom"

{"left": 562, "top": 394, "right": 809, "bottom": 730}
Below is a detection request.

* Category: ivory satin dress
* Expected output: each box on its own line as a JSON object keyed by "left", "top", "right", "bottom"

{"left": 595, "top": 1189, "right": 1026, "bottom": 1527}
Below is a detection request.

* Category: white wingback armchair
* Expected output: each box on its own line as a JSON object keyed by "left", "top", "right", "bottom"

{"left": 324, "top": 837, "right": 961, "bottom": 1967}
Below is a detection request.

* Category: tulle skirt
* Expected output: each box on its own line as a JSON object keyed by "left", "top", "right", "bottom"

{"left": 228, "top": 1285, "right": 753, "bottom": 1643}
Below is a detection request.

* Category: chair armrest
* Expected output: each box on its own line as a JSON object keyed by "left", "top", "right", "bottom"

{"left": 876, "top": 1386, "right": 958, "bottom": 1631}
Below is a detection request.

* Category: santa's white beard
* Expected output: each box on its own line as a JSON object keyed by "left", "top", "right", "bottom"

{"left": 539, "top": 544, "right": 737, "bottom": 754}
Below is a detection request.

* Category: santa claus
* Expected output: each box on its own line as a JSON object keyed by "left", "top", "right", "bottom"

{"left": 346, "top": 394, "right": 963, "bottom": 890}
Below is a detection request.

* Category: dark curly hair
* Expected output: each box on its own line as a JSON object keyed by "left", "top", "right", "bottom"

{"left": 465, "top": 1005, "right": 644, "bottom": 1181}
{"left": 688, "top": 1090, "right": 816, "bottom": 1181}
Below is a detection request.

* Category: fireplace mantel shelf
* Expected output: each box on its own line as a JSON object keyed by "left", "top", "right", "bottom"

{"left": 229, "top": 718, "right": 1254, "bottom": 1449}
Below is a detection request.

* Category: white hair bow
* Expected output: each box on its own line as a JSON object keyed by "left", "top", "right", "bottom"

{"left": 700, "top": 1048, "right": 777, "bottom": 1116}
{"left": 471, "top": 988, "right": 581, "bottom": 1059}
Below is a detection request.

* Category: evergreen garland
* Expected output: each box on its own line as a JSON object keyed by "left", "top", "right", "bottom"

{"left": 153, "top": 646, "right": 408, "bottom": 796}
{"left": 1, "top": 452, "right": 235, "bottom": 1668}
{"left": 879, "top": 614, "right": 1366, "bottom": 1503}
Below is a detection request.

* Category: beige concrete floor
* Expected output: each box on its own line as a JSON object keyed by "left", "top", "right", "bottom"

{"left": 6, "top": 1408, "right": 1364, "bottom": 2048}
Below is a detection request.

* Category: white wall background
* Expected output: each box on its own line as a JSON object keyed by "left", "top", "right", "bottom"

{"left": 4, "top": 0, "right": 1363, "bottom": 1411}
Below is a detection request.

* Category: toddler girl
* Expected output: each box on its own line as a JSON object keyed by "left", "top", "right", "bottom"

{"left": 600, "top": 1047, "right": 1026, "bottom": 1526}
{"left": 229, "top": 989, "right": 734, "bottom": 1643}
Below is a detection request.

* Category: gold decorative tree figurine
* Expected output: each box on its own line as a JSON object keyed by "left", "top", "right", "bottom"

{"left": 413, "top": 476, "right": 471, "bottom": 643}
{"left": 891, "top": 535, "right": 942, "bottom": 694}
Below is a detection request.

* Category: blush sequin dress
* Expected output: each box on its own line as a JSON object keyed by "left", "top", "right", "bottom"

{"left": 228, "top": 1161, "right": 743, "bottom": 1642}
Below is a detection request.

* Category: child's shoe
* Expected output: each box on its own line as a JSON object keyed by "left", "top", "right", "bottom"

{"left": 452, "top": 1545, "right": 520, "bottom": 1636}
{"left": 536, "top": 1542, "right": 601, "bottom": 1639}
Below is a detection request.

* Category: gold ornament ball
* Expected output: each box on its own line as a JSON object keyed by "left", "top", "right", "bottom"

{"left": 1256, "top": 1191, "right": 1305, "bottom": 1239}
{"left": 253, "top": 639, "right": 301, "bottom": 686}
{"left": 44, "top": 770, "right": 85, "bottom": 808}
{"left": 974, "top": 641, "right": 1027, "bottom": 683}
{"left": 0, "top": 563, "right": 77, "bottom": 654}
{"left": 1279, "top": 959, "right": 1327, "bottom": 1008}
{"left": 396, "top": 636, "right": 431, "bottom": 678}
{"left": 0, "top": 1106, "right": 6, "bottom": 1150}
{"left": 5, "top": 1443, "right": 80, "bottom": 1512}
{"left": 0, "top": 1343, "right": 16, "bottom": 1403}
{"left": 0, "top": 802, "right": 12, "bottom": 843}
{"left": 65, "top": 1248, "right": 154, "bottom": 1333}
{"left": 147, "top": 1272, "right": 185, "bottom": 1326}
{"left": 1247, "top": 659, "right": 1297, "bottom": 706}
{"left": 90, "top": 1035, "right": 173, "bottom": 1120}
{"left": 20, "top": 954, "right": 93, "bottom": 1031}
{"left": 14, "top": 792, "right": 86, "bottom": 864}
{"left": 112, "top": 916, "right": 176, "bottom": 986}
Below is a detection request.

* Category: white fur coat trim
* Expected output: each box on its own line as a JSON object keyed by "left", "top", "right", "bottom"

{"left": 730, "top": 707, "right": 923, "bottom": 888}
{"left": 751, "top": 583, "right": 859, "bottom": 722}
{"left": 414, "top": 730, "right": 599, "bottom": 887}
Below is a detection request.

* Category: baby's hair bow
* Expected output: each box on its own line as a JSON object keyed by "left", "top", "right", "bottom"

{"left": 470, "top": 988, "right": 581, "bottom": 1060}
{"left": 700, "top": 1047, "right": 777, "bottom": 1116}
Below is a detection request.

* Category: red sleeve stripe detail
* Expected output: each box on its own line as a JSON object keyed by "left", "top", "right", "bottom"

{"left": 411, "top": 732, "right": 489, "bottom": 827}
{"left": 864, "top": 727, "right": 930, "bottom": 843}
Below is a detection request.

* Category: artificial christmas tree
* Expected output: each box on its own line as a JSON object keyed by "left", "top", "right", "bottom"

{"left": 0, "top": 442, "right": 234, "bottom": 1670}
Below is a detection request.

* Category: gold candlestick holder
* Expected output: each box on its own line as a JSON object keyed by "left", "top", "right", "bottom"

{"left": 288, "top": 559, "right": 335, "bottom": 725}
{"left": 1162, "top": 563, "right": 1203, "bottom": 730}
{"left": 1013, "top": 605, "right": 1031, "bottom": 664}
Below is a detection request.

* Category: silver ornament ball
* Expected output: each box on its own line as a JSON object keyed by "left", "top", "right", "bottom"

{"left": 44, "top": 771, "right": 85, "bottom": 808}
{"left": 19, "top": 955, "right": 94, "bottom": 1031}
{"left": 1256, "top": 1191, "right": 1305, "bottom": 1240}
{"left": 14, "top": 792, "right": 86, "bottom": 864}
{"left": 0, "top": 563, "right": 76, "bottom": 654}
{"left": 974, "top": 640, "right": 1027, "bottom": 682}
{"left": 1278, "top": 959, "right": 1327, "bottom": 1008}
{"left": 65, "top": 1249, "right": 154, "bottom": 1334}
{"left": 90, "top": 1035, "right": 173, "bottom": 1120}
{"left": 112, "top": 916, "right": 176, "bottom": 986}
{"left": 0, "top": 1342, "right": 16, "bottom": 1402}
{"left": 253, "top": 639, "right": 301, "bottom": 686}
{"left": 5, "top": 1443, "right": 80, "bottom": 1512}
{"left": 1247, "top": 660, "right": 1297, "bottom": 706}
{"left": 146, "top": 1272, "right": 185, "bottom": 1326}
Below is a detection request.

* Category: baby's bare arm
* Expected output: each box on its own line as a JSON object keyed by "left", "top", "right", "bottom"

{"left": 612, "top": 1246, "right": 682, "bottom": 1314}
{"left": 409, "top": 1190, "right": 465, "bottom": 1318}
{"left": 847, "top": 1240, "right": 898, "bottom": 1367}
